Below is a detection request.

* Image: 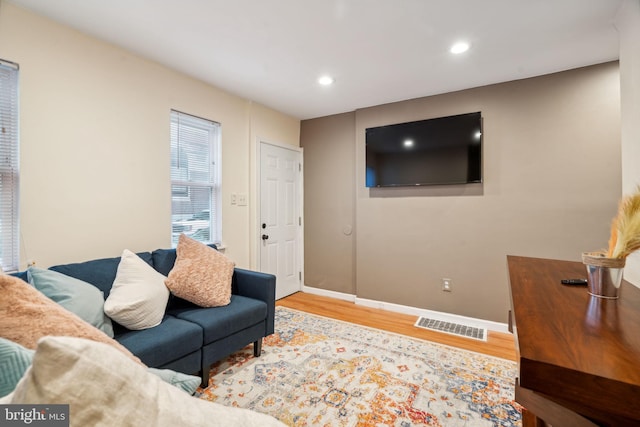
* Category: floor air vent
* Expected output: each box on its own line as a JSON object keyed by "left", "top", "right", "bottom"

{"left": 414, "top": 317, "right": 487, "bottom": 341}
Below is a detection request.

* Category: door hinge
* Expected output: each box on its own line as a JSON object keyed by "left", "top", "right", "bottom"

{"left": 299, "top": 163, "right": 302, "bottom": 172}
{"left": 299, "top": 217, "right": 302, "bottom": 226}
{"left": 299, "top": 272, "right": 302, "bottom": 281}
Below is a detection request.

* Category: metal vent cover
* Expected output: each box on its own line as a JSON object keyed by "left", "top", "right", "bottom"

{"left": 415, "top": 317, "right": 487, "bottom": 341}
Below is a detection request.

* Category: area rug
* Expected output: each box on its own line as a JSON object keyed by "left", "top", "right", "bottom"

{"left": 199, "top": 307, "right": 522, "bottom": 426}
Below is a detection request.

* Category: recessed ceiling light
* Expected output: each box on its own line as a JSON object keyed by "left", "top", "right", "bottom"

{"left": 318, "top": 76, "right": 335, "bottom": 86}
{"left": 403, "top": 139, "right": 414, "bottom": 148}
{"left": 450, "top": 42, "right": 470, "bottom": 54}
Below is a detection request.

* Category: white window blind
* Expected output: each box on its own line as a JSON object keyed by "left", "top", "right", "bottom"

{"left": 0, "top": 60, "right": 19, "bottom": 272}
{"left": 170, "top": 110, "right": 221, "bottom": 247}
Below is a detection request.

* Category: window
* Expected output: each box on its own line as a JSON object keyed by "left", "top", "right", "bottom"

{"left": 0, "top": 60, "right": 19, "bottom": 272}
{"left": 170, "top": 110, "right": 221, "bottom": 247}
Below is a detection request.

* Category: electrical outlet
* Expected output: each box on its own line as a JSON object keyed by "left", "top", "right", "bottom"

{"left": 238, "top": 193, "right": 247, "bottom": 206}
{"left": 442, "top": 278, "right": 452, "bottom": 292}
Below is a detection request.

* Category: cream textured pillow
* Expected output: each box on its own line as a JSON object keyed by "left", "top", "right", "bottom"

{"left": 0, "top": 274, "right": 141, "bottom": 364}
{"left": 10, "top": 336, "right": 286, "bottom": 427}
{"left": 165, "top": 235, "right": 234, "bottom": 307}
{"left": 104, "top": 249, "right": 170, "bottom": 330}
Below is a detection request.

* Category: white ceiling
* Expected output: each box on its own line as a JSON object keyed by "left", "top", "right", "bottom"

{"left": 8, "top": 0, "right": 624, "bottom": 120}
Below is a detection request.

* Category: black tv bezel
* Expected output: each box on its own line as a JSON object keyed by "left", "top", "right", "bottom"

{"left": 365, "top": 112, "right": 483, "bottom": 188}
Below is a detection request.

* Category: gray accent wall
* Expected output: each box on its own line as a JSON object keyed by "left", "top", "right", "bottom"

{"left": 301, "top": 113, "right": 356, "bottom": 295}
{"left": 302, "top": 62, "right": 621, "bottom": 323}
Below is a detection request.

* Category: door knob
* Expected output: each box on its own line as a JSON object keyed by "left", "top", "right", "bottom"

{"left": 261, "top": 234, "right": 269, "bottom": 240}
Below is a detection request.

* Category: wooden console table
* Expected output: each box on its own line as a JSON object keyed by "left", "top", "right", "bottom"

{"left": 507, "top": 256, "right": 640, "bottom": 427}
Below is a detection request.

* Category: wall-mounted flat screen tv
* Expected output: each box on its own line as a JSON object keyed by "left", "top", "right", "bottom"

{"left": 365, "top": 112, "right": 482, "bottom": 187}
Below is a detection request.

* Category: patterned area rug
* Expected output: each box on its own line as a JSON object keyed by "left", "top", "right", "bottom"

{"left": 199, "top": 307, "right": 522, "bottom": 426}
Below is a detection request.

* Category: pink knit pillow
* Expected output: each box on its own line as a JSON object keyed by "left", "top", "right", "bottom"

{"left": 0, "top": 274, "right": 141, "bottom": 364}
{"left": 165, "top": 235, "right": 234, "bottom": 307}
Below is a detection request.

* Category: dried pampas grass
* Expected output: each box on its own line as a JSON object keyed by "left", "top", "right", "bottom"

{"left": 607, "top": 188, "right": 640, "bottom": 259}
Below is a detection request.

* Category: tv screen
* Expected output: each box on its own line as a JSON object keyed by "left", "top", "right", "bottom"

{"left": 365, "top": 112, "right": 482, "bottom": 187}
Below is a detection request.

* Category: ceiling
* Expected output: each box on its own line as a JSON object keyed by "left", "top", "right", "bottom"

{"left": 8, "top": 0, "right": 624, "bottom": 120}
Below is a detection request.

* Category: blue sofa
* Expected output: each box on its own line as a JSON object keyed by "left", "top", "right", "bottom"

{"left": 24, "top": 247, "right": 275, "bottom": 387}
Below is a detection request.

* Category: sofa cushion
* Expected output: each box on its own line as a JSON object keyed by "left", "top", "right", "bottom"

{"left": 114, "top": 315, "right": 202, "bottom": 368}
{"left": 168, "top": 295, "right": 267, "bottom": 344}
{"left": 49, "top": 252, "right": 153, "bottom": 299}
{"left": 151, "top": 248, "right": 178, "bottom": 276}
{"left": 165, "top": 235, "right": 233, "bottom": 307}
{"left": 9, "top": 271, "right": 28, "bottom": 282}
{"left": 0, "top": 337, "right": 34, "bottom": 398}
{"left": 27, "top": 266, "right": 114, "bottom": 337}
{"left": 0, "top": 274, "right": 141, "bottom": 364}
{"left": 8, "top": 336, "right": 286, "bottom": 427}
{"left": 104, "top": 250, "right": 170, "bottom": 330}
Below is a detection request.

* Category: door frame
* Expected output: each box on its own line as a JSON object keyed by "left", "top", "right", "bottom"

{"left": 255, "top": 139, "right": 304, "bottom": 295}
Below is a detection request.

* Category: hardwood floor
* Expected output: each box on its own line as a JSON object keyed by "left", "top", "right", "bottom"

{"left": 277, "top": 292, "right": 517, "bottom": 361}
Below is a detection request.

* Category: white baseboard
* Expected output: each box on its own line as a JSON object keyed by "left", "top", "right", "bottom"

{"left": 301, "top": 286, "right": 510, "bottom": 334}
{"left": 301, "top": 285, "right": 356, "bottom": 302}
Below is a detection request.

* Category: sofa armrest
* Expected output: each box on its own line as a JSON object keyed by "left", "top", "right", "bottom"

{"left": 232, "top": 268, "right": 276, "bottom": 336}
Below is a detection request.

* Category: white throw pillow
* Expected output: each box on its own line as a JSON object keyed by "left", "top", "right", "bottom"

{"left": 104, "top": 249, "right": 170, "bottom": 330}
{"left": 10, "top": 336, "right": 286, "bottom": 427}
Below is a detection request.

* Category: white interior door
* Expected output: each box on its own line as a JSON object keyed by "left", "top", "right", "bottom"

{"left": 259, "top": 142, "right": 302, "bottom": 300}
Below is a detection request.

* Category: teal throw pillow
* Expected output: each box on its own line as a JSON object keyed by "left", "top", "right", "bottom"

{"left": 0, "top": 337, "right": 34, "bottom": 397}
{"left": 147, "top": 368, "right": 201, "bottom": 395}
{"left": 27, "top": 267, "right": 114, "bottom": 337}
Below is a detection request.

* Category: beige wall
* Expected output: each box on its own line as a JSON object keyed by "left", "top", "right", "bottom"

{"left": 303, "top": 62, "right": 621, "bottom": 322}
{"left": 618, "top": 0, "right": 640, "bottom": 286}
{"left": 0, "top": 2, "right": 299, "bottom": 270}
{"left": 248, "top": 102, "right": 301, "bottom": 268}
